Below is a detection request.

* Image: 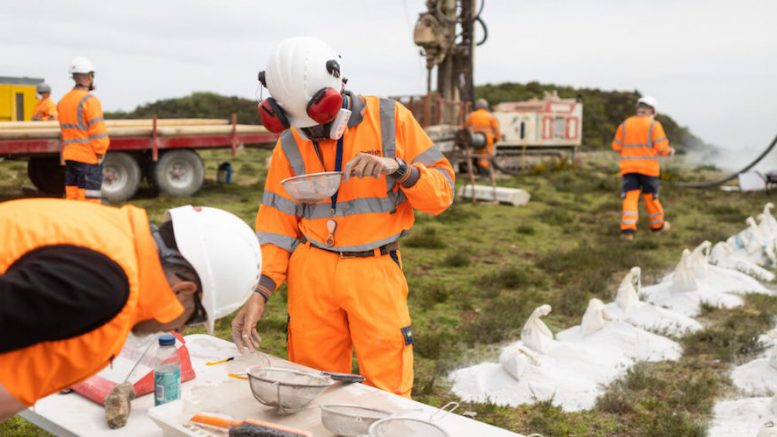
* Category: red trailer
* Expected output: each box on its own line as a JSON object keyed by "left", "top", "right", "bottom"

{"left": 0, "top": 115, "right": 277, "bottom": 201}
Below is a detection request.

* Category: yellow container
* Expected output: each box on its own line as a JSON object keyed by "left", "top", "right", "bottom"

{"left": 0, "top": 77, "right": 44, "bottom": 122}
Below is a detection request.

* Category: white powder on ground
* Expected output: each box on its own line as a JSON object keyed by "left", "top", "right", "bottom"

{"left": 604, "top": 301, "right": 703, "bottom": 336}
{"left": 641, "top": 280, "right": 744, "bottom": 317}
{"left": 710, "top": 397, "right": 776, "bottom": 437}
{"left": 450, "top": 321, "right": 681, "bottom": 412}
{"left": 732, "top": 359, "right": 777, "bottom": 396}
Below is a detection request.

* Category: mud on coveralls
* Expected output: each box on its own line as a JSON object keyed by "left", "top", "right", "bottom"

{"left": 612, "top": 115, "right": 672, "bottom": 235}
{"left": 0, "top": 199, "right": 184, "bottom": 407}
{"left": 465, "top": 108, "right": 501, "bottom": 170}
{"left": 31, "top": 96, "right": 57, "bottom": 121}
{"left": 255, "top": 96, "right": 455, "bottom": 398}
{"left": 57, "top": 87, "right": 110, "bottom": 203}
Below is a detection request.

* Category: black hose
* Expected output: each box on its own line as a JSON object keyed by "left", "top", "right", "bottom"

{"left": 475, "top": 16, "right": 488, "bottom": 46}
{"left": 676, "top": 132, "right": 777, "bottom": 188}
{"left": 474, "top": 0, "right": 485, "bottom": 20}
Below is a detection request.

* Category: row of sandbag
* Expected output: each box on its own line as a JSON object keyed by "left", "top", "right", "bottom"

{"left": 709, "top": 205, "right": 777, "bottom": 436}
{"left": 451, "top": 206, "right": 777, "bottom": 414}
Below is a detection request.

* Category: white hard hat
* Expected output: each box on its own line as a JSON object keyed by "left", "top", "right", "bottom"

{"left": 264, "top": 37, "right": 344, "bottom": 128}
{"left": 69, "top": 56, "right": 95, "bottom": 75}
{"left": 166, "top": 206, "right": 262, "bottom": 334}
{"left": 637, "top": 95, "right": 658, "bottom": 113}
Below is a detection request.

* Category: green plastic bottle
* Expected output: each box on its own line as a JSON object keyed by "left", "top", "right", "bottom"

{"left": 153, "top": 334, "right": 181, "bottom": 406}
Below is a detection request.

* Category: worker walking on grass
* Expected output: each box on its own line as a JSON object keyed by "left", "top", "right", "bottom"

{"left": 465, "top": 98, "right": 501, "bottom": 174}
{"left": 612, "top": 96, "right": 675, "bottom": 240}
{"left": 57, "top": 57, "right": 109, "bottom": 203}
{"left": 231, "top": 37, "right": 455, "bottom": 398}
{"left": 31, "top": 83, "right": 57, "bottom": 121}
{"left": 0, "top": 199, "right": 261, "bottom": 422}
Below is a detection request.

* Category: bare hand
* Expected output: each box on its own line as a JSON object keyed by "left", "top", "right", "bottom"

{"left": 668, "top": 148, "right": 676, "bottom": 156}
{"left": 343, "top": 153, "right": 399, "bottom": 181}
{"left": 96, "top": 154, "right": 105, "bottom": 164}
{"left": 231, "top": 293, "right": 265, "bottom": 353}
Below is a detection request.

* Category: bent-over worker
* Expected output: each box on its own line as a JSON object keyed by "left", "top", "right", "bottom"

{"left": 0, "top": 199, "right": 261, "bottom": 422}
{"left": 57, "top": 57, "right": 109, "bottom": 203}
{"left": 231, "top": 37, "right": 455, "bottom": 398}
{"left": 31, "top": 83, "right": 57, "bottom": 121}
{"left": 612, "top": 95, "right": 675, "bottom": 240}
{"left": 465, "top": 98, "right": 500, "bottom": 173}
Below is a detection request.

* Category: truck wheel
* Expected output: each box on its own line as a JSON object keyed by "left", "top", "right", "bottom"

{"left": 149, "top": 150, "right": 204, "bottom": 197}
{"left": 27, "top": 157, "right": 65, "bottom": 195}
{"left": 102, "top": 153, "right": 141, "bottom": 203}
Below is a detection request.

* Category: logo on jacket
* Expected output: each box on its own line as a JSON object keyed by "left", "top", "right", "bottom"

{"left": 361, "top": 149, "right": 381, "bottom": 156}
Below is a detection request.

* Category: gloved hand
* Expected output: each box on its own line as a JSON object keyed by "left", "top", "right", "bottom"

{"left": 344, "top": 153, "right": 399, "bottom": 180}
{"left": 231, "top": 292, "right": 265, "bottom": 353}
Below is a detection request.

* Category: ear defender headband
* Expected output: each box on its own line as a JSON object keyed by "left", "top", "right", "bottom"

{"left": 257, "top": 60, "right": 346, "bottom": 134}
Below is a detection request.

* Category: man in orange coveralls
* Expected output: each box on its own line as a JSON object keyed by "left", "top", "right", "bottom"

{"left": 612, "top": 95, "right": 675, "bottom": 240}
{"left": 231, "top": 37, "right": 455, "bottom": 398}
{"left": 465, "top": 98, "right": 501, "bottom": 173}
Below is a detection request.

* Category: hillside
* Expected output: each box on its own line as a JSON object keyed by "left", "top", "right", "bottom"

{"left": 105, "top": 92, "right": 260, "bottom": 125}
{"left": 475, "top": 81, "right": 709, "bottom": 151}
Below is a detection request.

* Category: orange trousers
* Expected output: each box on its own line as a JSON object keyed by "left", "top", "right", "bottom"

{"left": 621, "top": 173, "right": 665, "bottom": 234}
{"left": 286, "top": 243, "right": 414, "bottom": 398}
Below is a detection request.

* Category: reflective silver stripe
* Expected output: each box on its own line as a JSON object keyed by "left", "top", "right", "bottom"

{"left": 60, "top": 123, "right": 82, "bottom": 130}
{"left": 433, "top": 166, "right": 454, "bottom": 192}
{"left": 379, "top": 98, "right": 396, "bottom": 159}
{"left": 649, "top": 218, "right": 664, "bottom": 224}
{"left": 304, "top": 231, "right": 403, "bottom": 252}
{"left": 653, "top": 136, "right": 667, "bottom": 143}
{"left": 648, "top": 211, "right": 662, "bottom": 218}
{"left": 89, "top": 117, "right": 104, "bottom": 124}
{"left": 647, "top": 120, "right": 655, "bottom": 149}
{"left": 623, "top": 211, "right": 638, "bottom": 217}
{"left": 89, "top": 133, "right": 108, "bottom": 140}
{"left": 304, "top": 196, "right": 405, "bottom": 219}
{"left": 62, "top": 138, "right": 89, "bottom": 145}
{"left": 623, "top": 144, "right": 650, "bottom": 149}
{"left": 413, "top": 146, "right": 444, "bottom": 166}
{"left": 621, "top": 122, "right": 626, "bottom": 139}
{"left": 84, "top": 189, "right": 102, "bottom": 198}
{"left": 380, "top": 98, "right": 397, "bottom": 196}
{"left": 256, "top": 231, "right": 299, "bottom": 252}
{"left": 620, "top": 156, "right": 658, "bottom": 161}
{"left": 262, "top": 191, "right": 303, "bottom": 217}
{"left": 621, "top": 219, "right": 638, "bottom": 225}
{"left": 280, "top": 130, "right": 305, "bottom": 176}
{"left": 613, "top": 139, "right": 624, "bottom": 146}
{"left": 77, "top": 94, "right": 92, "bottom": 129}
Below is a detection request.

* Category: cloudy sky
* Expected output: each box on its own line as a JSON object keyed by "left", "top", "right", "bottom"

{"left": 2, "top": 0, "right": 776, "bottom": 158}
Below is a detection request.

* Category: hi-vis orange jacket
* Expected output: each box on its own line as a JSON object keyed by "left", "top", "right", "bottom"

{"left": 611, "top": 115, "right": 671, "bottom": 176}
{"left": 255, "top": 96, "right": 455, "bottom": 296}
{"left": 57, "top": 88, "right": 110, "bottom": 164}
{"left": 0, "top": 199, "right": 184, "bottom": 406}
{"left": 465, "top": 108, "right": 501, "bottom": 150}
{"left": 31, "top": 97, "right": 57, "bottom": 121}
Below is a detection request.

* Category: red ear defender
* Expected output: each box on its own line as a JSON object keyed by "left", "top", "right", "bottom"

{"left": 258, "top": 98, "right": 290, "bottom": 133}
{"left": 306, "top": 88, "right": 343, "bottom": 125}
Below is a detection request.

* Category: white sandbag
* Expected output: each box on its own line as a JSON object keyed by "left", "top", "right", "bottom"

{"left": 672, "top": 249, "right": 699, "bottom": 292}
{"left": 615, "top": 267, "right": 641, "bottom": 311}
{"left": 643, "top": 280, "right": 743, "bottom": 317}
{"left": 746, "top": 217, "right": 769, "bottom": 257}
{"left": 764, "top": 203, "right": 777, "bottom": 234}
{"left": 498, "top": 343, "right": 540, "bottom": 381}
{"left": 689, "top": 241, "right": 712, "bottom": 278}
{"left": 758, "top": 422, "right": 777, "bottom": 437}
{"left": 605, "top": 300, "right": 703, "bottom": 336}
{"left": 710, "top": 241, "right": 776, "bottom": 282}
{"left": 521, "top": 304, "right": 554, "bottom": 353}
{"left": 770, "top": 394, "right": 777, "bottom": 416}
{"left": 580, "top": 298, "right": 612, "bottom": 337}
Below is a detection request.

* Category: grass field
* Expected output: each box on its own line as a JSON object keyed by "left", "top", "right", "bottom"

{"left": 1, "top": 148, "right": 774, "bottom": 436}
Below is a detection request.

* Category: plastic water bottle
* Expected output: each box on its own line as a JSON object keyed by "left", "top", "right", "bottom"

{"left": 154, "top": 334, "right": 181, "bottom": 406}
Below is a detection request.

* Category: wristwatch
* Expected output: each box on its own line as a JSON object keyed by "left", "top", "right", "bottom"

{"left": 393, "top": 158, "right": 410, "bottom": 182}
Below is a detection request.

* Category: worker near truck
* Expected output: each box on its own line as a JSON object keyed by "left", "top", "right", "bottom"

{"left": 465, "top": 98, "right": 501, "bottom": 173}
{"left": 0, "top": 199, "right": 261, "bottom": 422}
{"left": 231, "top": 37, "right": 455, "bottom": 398}
{"left": 57, "top": 56, "right": 110, "bottom": 203}
{"left": 611, "top": 96, "right": 675, "bottom": 240}
{"left": 30, "top": 83, "right": 57, "bottom": 121}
